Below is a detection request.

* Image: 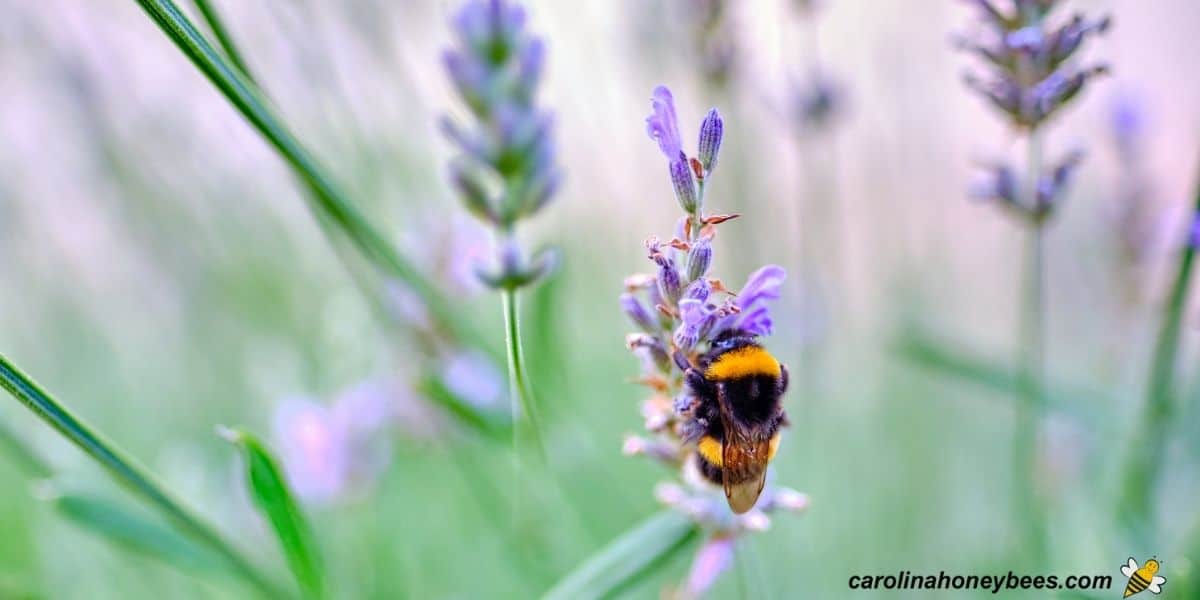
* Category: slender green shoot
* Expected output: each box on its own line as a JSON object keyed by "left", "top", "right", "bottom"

{"left": 502, "top": 288, "right": 546, "bottom": 462}
{"left": 221, "top": 427, "right": 325, "bottom": 599}
{"left": 1015, "top": 132, "right": 1047, "bottom": 564}
{"left": 1117, "top": 160, "right": 1200, "bottom": 541}
{"left": 188, "top": 0, "right": 256, "bottom": 84}
{"left": 542, "top": 510, "right": 698, "bottom": 600}
{"left": 131, "top": 0, "right": 476, "bottom": 348}
{"left": 0, "top": 352, "right": 283, "bottom": 598}
{"left": 49, "top": 490, "right": 230, "bottom": 575}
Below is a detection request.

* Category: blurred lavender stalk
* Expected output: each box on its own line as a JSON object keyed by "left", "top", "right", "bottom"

{"left": 1117, "top": 162, "right": 1200, "bottom": 547}
{"left": 442, "top": 0, "right": 563, "bottom": 458}
{"left": 621, "top": 85, "right": 807, "bottom": 596}
{"left": 785, "top": 0, "right": 846, "bottom": 365}
{"left": 955, "top": 0, "right": 1109, "bottom": 562}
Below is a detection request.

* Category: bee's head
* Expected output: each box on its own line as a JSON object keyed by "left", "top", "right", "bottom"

{"left": 1145, "top": 558, "right": 1160, "bottom": 573}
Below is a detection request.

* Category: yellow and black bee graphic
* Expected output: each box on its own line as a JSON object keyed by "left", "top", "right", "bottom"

{"left": 685, "top": 332, "right": 789, "bottom": 514}
{"left": 1121, "top": 557, "right": 1166, "bottom": 597}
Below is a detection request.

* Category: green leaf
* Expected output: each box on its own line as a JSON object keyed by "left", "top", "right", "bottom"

{"left": 220, "top": 427, "right": 325, "bottom": 599}
{"left": 50, "top": 491, "right": 229, "bottom": 574}
{"left": 131, "top": 0, "right": 478, "bottom": 349}
{"left": 892, "top": 328, "right": 1112, "bottom": 433}
{"left": 542, "top": 510, "right": 698, "bottom": 600}
{"left": 0, "top": 352, "right": 282, "bottom": 597}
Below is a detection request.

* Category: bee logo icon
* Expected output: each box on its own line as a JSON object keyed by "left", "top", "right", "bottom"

{"left": 1121, "top": 557, "right": 1166, "bottom": 597}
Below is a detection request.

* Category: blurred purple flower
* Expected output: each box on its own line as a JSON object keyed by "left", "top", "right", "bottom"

{"left": 443, "top": 0, "right": 560, "bottom": 289}
{"left": 441, "top": 350, "right": 506, "bottom": 411}
{"left": 273, "top": 398, "right": 351, "bottom": 504}
{"left": 684, "top": 536, "right": 736, "bottom": 597}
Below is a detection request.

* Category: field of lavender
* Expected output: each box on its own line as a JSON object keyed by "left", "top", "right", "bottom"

{"left": 1, "top": 0, "right": 1198, "bottom": 598}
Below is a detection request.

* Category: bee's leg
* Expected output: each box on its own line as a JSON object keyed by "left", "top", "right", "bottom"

{"left": 779, "top": 363, "right": 789, "bottom": 395}
{"left": 685, "top": 368, "right": 709, "bottom": 396}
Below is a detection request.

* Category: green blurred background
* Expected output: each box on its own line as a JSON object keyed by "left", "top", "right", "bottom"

{"left": 1, "top": 0, "right": 1198, "bottom": 597}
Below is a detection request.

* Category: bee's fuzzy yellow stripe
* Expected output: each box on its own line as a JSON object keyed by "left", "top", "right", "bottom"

{"left": 698, "top": 436, "right": 723, "bottom": 467}
{"left": 698, "top": 433, "right": 781, "bottom": 468}
{"left": 704, "top": 345, "right": 781, "bottom": 380}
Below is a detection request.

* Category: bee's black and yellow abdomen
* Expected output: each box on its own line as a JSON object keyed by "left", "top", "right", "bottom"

{"left": 1124, "top": 572, "right": 1150, "bottom": 597}
{"left": 694, "top": 433, "right": 782, "bottom": 484}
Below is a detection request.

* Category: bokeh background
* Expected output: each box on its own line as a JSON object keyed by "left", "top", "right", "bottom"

{"left": 1, "top": 0, "right": 1199, "bottom": 597}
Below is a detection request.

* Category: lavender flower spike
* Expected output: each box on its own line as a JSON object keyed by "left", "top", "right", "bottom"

{"left": 622, "top": 85, "right": 804, "bottom": 591}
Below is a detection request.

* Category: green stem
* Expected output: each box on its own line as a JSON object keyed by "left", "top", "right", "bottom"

{"left": 189, "top": 0, "right": 256, "bottom": 84}
{"left": 1015, "top": 132, "right": 1047, "bottom": 563}
{"left": 1117, "top": 160, "right": 1200, "bottom": 541}
{"left": 0, "top": 352, "right": 283, "bottom": 598}
{"left": 502, "top": 288, "right": 545, "bottom": 462}
{"left": 131, "top": 0, "right": 477, "bottom": 348}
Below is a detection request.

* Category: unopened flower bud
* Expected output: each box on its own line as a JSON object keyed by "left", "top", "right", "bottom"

{"left": 686, "top": 239, "right": 713, "bottom": 281}
{"left": 669, "top": 158, "right": 699, "bottom": 214}
{"left": 697, "top": 108, "right": 723, "bottom": 174}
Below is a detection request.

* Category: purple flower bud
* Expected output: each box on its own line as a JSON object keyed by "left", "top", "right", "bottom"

{"left": 657, "top": 256, "right": 683, "bottom": 307}
{"left": 517, "top": 38, "right": 546, "bottom": 95}
{"left": 448, "top": 161, "right": 497, "bottom": 224}
{"left": 1189, "top": 213, "right": 1200, "bottom": 249}
{"left": 674, "top": 298, "right": 710, "bottom": 351}
{"left": 697, "top": 108, "right": 723, "bottom": 174}
{"left": 621, "top": 293, "right": 659, "bottom": 333}
{"left": 627, "top": 334, "right": 671, "bottom": 372}
{"left": 669, "top": 158, "right": 699, "bottom": 214}
{"left": 646, "top": 85, "right": 683, "bottom": 160}
{"left": 686, "top": 239, "right": 713, "bottom": 281}
{"left": 683, "top": 278, "right": 712, "bottom": 303}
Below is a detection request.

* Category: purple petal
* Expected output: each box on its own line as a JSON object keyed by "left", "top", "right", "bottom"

{"left": 685, "top": 537, "right": 736, "bottom": 597}
{"left": 645, "top": 85, "right": 683, "bottom": 159}
{"left": 735, "top": 265, "right": 786, "bottom": 309}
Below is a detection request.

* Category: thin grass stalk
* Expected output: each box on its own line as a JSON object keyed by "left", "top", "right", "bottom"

{"left": 501, "top": 286, "right": 545, "bottom": 462}
{"left": 131, "top": 0, "right": 477, "bottom": 348}
{"left": 1117, "top": 160, "right": 1200, "bottom": 541}
{"left": 0, "top": 352, "right": 283, "bottom": 598}
{"left": 1015, "top": 133, "right": 1047, "bottom": 564}
{"left": 189, "top": 0, "right": 255, "bottom": 84}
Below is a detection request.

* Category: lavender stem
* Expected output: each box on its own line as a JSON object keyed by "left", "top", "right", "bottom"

{"left": 1016, "top": 131, "right": 1047, "bottom": 563}
{"left": 1117, "top": 159, "right": 1200, "bottom": 544}
{"left": 502, "top": 286, "right": 546, "bottom": 464}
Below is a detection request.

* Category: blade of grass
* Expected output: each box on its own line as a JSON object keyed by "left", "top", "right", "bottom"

{"left": 220, "top": 426, "right": 325, "bottom": 600}
{"left": 131, "top": 0, "right": 475, "bottom": 348}
{"left": 188, "top": 0, "right": 256, "bottom": 83}
{"left": 49, "top": 490, "right": 230, "bottom": 574}
{"left": 139, "top": 0, "right": 514, "bottom": 440}
{"left": 542, "top": 510, "right": 698, "bottom": 600}
{"left": 1118, "top": 159, "right": 1200, "bottom": 542}
{"left": 502, "top": 288, "right": 546, "bottom": 461}
{"left": 0, "top": 351, "right": 283, "bottom": 598}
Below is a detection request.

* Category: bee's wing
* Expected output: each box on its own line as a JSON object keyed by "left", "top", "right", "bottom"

{"left": 1148, "top": 576, "right": 1165, "bottom": 593}
{"left": 717, "top": 383, "right": 769, "bottom": 514}
{"left": 1121, "top": 558, "right": 1137, "bottom": 577}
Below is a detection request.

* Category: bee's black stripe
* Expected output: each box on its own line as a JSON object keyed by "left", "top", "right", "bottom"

{"left": 1127, "top": 572, "right": 1149, "bottom": 593}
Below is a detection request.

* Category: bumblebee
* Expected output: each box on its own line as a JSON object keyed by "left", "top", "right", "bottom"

{"left": 685, "top": 331, "right": 789, "bottom": 514}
